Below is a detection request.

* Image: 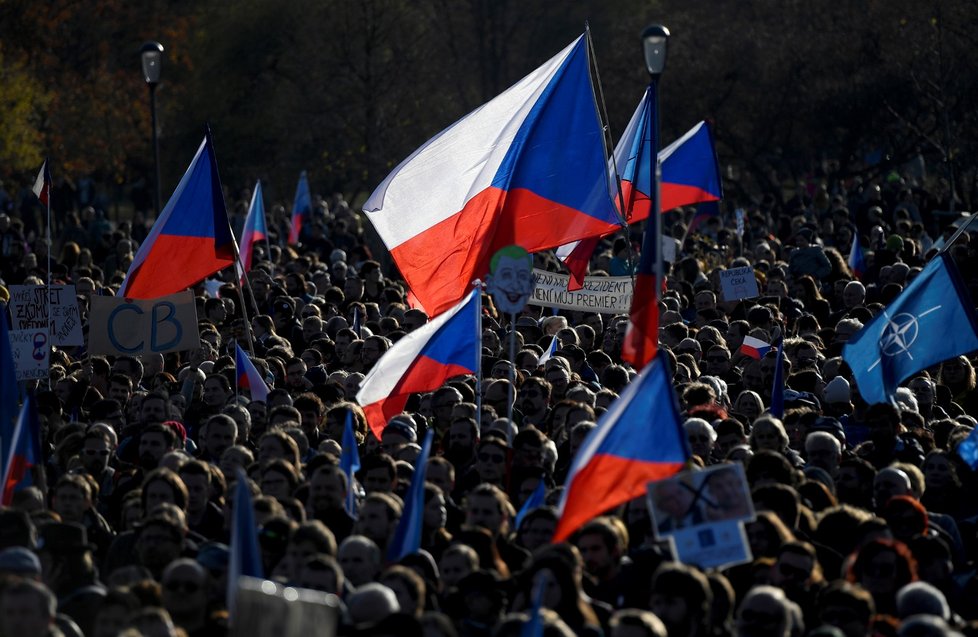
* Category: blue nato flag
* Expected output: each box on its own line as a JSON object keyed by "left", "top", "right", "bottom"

{"left": 844, "top": 253, "right": 978, "bottom": 405}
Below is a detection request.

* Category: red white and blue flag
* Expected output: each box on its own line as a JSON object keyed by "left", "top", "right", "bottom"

{"left": 740, "top": 335, "right": 773, "bottom": 360}
{"left": 553, "top": 353, "right": 689, "bottom": 542}
{"left": 118, "top": 130, "right": 236, "bottom": 298}
{"left": 356, "top": 288, "right": 480, "bottom": 438}
{"left": 557, "top": 95, "right": 723, "bottom": 289}
{"left": 235, "top": 344, "right": 269, "bottom": 403}
{"left": 848, "top": 238, "right": 867, "bottom": 279}
{"left": 238, "top": 180, "right": 269, "bottom": 279}
{"left": 1, "top": 394, "right": 41, "bottom": 506}
{"left": 364, "top": 35, "right": 621, "bottom": 317}
{"left": 288, "top": 171, "right": 311, "bottom": 245}
{"left": 32, "top": 159, "right": 51, "bottom": 207}
{"left": 537, "top": 335, "right": 559, "bottom": 366}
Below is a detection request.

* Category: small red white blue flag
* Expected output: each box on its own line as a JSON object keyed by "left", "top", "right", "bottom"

{"left": 1, "top": 394, "right": 41, "bottom": 506}
{"left": 235, "top": 344, "right": 269, "bottom": 403}
{"left": 553, "top": 353, "right": 689, "bottom": 542}
{"left": 238, "top": 180, "right": 269, "bottom": 279}
{"left": 288, "top": 171, "right": 311, "bottom": 245}
{"left": 356, "top": 288, "right": 479, "bottom": 438}
{"left": 32, "top": 159, "right": 51, "bottom": 207}
{"left": 740, "top": 335, "right": 773, "bottom": 360}
{"left": 118, "top": 129, "right": 235, "bottom": 298}
{"left": 848, "top": 238, "right": 867, "bottom": 279}
{"left": 537, "top": 335, "right": 558, "bottom": 366}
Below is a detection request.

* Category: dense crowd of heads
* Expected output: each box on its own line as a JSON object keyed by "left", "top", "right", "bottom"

{"left": 0, "top": 169, "right": 978, "bottom": 637}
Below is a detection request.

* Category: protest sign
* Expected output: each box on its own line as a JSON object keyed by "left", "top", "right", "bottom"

{"left": 647, "top": 464, "right": 754, "bottom": 570}
{"left": 232, "top": 577, "right": 338, "bottom": 637}
{"left": 88, "top": 291, "right": 200, "bottom": 356}
{"left": 8, "top": 285, "right": 83, "bottom": 346}
{"left": 8, "top": 329, "right": 49, "bottom": 380}
{"left": 719, "top": 266, "right": 759, "bottom": 301}
{"left": 529, "top": 269, "right": 633, "bottom": 314}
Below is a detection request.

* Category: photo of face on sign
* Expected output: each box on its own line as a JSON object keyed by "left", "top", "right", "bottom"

{"left": 486, "top": 245, "right": 536, "bottom": 315}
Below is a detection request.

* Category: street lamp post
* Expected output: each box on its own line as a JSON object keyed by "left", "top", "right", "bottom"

{"left": 641, "top": 25, "right": 669, "bottom": 310}
{"left": 141, "top": 41, "right": 164, "bottom": 217}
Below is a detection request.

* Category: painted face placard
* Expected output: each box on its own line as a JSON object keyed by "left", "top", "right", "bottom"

{"left": 486, "top": 245, "right": 536, "bottom": 314}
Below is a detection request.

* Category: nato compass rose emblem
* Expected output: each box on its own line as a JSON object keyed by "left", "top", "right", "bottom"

{"left": 867, "top": 306, "right": 942, "bottom": 371}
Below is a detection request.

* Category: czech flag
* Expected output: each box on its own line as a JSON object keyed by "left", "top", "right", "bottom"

{"left": 1, "top": 395, "right": 42, "bottom": 506}
{"left": 118, "top": 130, "right": 235, "bottom": 298}
{"left": 235, "top": 344, "right": 269, "bottom": 403}
{"left": 848, "top": 238, "right": 867, "bottom": 279}
{"left": 32, "top": 159, "right": 51, "bottom": 207}
{"left": 363, "top": 34, "right": 621, "bottom": 317}
{"left": 356, "top": 288, "right": 479, "bottom": 439}
{"left": 387, "top": 429, "right": 434, "bottom": 562}
{"left": 557, "top": 95, "right": 723, "bottom": 290}
{"left": 238, "top": 180, "right": 269, "bottom": 279}
{"left": 687, "top": 200, "right": 721, "bottom": 235}
{"left": 553, "top": 353, "right": 688, "bottom": 542}
{"left": 739, "top": 335, "right": 773, "bottom": 360}
{"left": 288, "top": 171, "right": 311, "bottom": 245}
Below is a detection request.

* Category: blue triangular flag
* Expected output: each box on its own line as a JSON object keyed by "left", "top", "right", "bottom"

{"left": 340, "top": 411, "right": 361, "bottom": 518}
{"left": 387, "top": 429, "right": 434, "bottom": 562}
{"left": 228, "top": 469, "right": 264, "bottom": 619}
{"left": 515, "top": 479, "right": 547, "bottom": 529}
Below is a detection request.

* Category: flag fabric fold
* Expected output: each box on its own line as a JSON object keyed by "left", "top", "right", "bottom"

{"left": 0, "top": 303, "right": 18, "bottom": 461}
{"left": 387, "top": 429, "right": 434, "bottom": 562}
{"left": 848, "top": 238, "right": 867, "bottom": 279}
{"left": 32, "top": 159, "right": 51, "bottom": 206}
{"left": 537, "top": 336, "right": 558, "bottom": 367}
{"left": 843, "top": 253, "right": 978, "bottom": 405}
{"left": 356, "top": 289, "right": 480, "bottom": 439}
{"left": 515, "top": 479, "right": 547, "bottom": 529}
{"left": 119, "top": 132, "right": 235, "bottom": 298}
{"left": 340, "top": 411, "right": 361, "bottom": 518}
{"left": 288, "top": 171, "right": 311, "bottom": 245}
{"left": 235, "top": 344, "right": 269, "bottom": 403}
{"left": 239, "top": 180, "right": 269, "bottom": 279}
{"left": 958, "top": 425, "right": 978, "bottom": 469}
{"left": 228, "top": 468, "right": 264, "bottom": 619}
{"left": 557, "top": 96, "right": 723, "bottom": 289}
{"left": 1, "top": 395, "right": 41, "bottom": 506}
{"left": 364, "top": 35, "right": 621, "bottom": 316}
{"left": 553, "top": 353, "right": 689, "bottom": 542}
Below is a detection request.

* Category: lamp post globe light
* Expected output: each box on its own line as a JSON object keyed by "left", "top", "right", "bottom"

{"left": 141, "top": 41, "right": 164, "bottom": 216}
{"left": 641, "top": 24, "right": 669, "bottom": 309}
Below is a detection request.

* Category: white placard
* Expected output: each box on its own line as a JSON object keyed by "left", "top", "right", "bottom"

{"left": 8, "top": 285, "right": 83, "bottom": 346}
{"left": 8, "top": 329, "right": 49, "bottom": 380}
{"left": 529, "top": 269, "right": 633, "bottom": 315}
{"left": 719, "top": 266, "right": 759, "bottom": 301}
{"left": 88, "top": 291, "right": 201, "bottom": 355}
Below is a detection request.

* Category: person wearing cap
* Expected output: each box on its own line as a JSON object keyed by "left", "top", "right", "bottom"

{"left": 381, "top": 418, "right": 417, "bottom": 457}
{"left": 0, "top": 546, "right": 42, "bottom": 579}
{"left": 35, "top": 522, "right": 106, "bottom": 636}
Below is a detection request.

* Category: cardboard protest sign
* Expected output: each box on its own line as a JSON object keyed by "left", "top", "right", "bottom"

{"left": 88, "top": 291, "right": 200, "bottom": 356}
{"left": 8, "top": 329, "right": 49, "bottom": 380}
{"left": 487, "top": 245, "right": 536, "bottom": 314}
{"left": 232, "top": 577, "right": 338, "bottom": 637}
{"left": 8, "top": 285, "right": 83, "bottom": 346}
{"left": 719, "top": 266, "right": 759, "bottom": 301}
{"left": 646, "top": 464, "right": 755, "bottom": 570}
{"left": 529, "top": 269, "right": 633, "bottom": 314}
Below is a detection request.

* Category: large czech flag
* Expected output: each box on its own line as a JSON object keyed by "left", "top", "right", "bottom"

{"left": 364, "top": 34, "right": 621, "bottom": 317}
{"left": 558, "top": 90, "right": 723, "bottom": 289}
{"left": 239, "top": 180, "right": 269, "bottom": 279}
{"left": 118, "top": 129, "right": 235, "bottom": 298}
{"left": 553, "top": 353, "right": 688, "bottom": 542}
{"left": 356, "top": 288, "right": 479, "bottom": 438}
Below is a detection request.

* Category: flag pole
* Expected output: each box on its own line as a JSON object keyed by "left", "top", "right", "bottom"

{"left": 44, "top": 161, "right": 53, "bottom": 390}
{"left": 473, "top": 281, "right": 484, "bottom": 432}
{"left": 938, "top": 212, "right": 978, "bottom": 256}
{"left": 507, "top": 311, "right": 517, "bottom": 444}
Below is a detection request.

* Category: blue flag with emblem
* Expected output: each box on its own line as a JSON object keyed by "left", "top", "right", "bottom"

{"left": 844, "top": 253, "right": 978, "bottom": 405}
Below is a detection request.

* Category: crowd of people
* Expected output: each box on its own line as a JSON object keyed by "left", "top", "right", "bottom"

{"left": 0, "top": 166, "right": 977, "bottom": 637}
